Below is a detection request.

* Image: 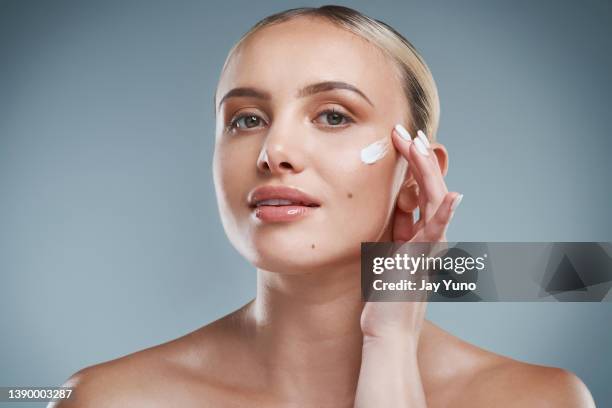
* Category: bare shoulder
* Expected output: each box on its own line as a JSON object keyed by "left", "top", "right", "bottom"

{"left": 48, "top": 340, "right": 196, "bottom": 408}
{"left": 49, "top": 305, "right": 253, "bottom": 408}
{"left": 423, "top": 322, "right": 596, "bottom": 408}
{"left": 467, "top": 358, "right": 596, "bottom": 407}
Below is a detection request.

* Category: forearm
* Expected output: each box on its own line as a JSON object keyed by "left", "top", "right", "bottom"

{"left": 354, "top": 335, "right": 427, "bottom": 408}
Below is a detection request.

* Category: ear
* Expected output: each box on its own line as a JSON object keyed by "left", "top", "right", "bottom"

{"left": 431, "top": 142, "right": 449, "bottom": 177}
{"left": 395, "top": 141, "right": 450, "bottom": 212}
{"left": 396, "top": 180, "right": 419, "bottom": 213}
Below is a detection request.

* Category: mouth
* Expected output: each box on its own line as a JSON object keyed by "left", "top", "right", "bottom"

{"left": 247, "top": 185, "right": 321, "bottom": 222}
{"left": 250, "top": 199, "right": 320, "bottom": 208}
{"left": 248, "top": 185, "right": 321, "bottom": 208}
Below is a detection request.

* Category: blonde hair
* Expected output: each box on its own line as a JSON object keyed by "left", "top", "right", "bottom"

{"left": 219, "top": 5, "right": 440, "bottom": 141}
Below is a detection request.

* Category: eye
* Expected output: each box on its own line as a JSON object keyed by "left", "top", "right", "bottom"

{"left": 228, "top": 113, "right": 266, "bottom": 131}
{"left": 314, "top": 108, "right": 354, "bottom": 127}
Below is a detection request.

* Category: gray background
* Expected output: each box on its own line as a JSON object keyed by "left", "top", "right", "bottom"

{"left": 1, "top": 0, "right": 610, "bottom": 406}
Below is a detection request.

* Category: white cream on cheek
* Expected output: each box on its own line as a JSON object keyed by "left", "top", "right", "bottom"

{"left": 360, "top": 137, "right": 389, "bottom": 164}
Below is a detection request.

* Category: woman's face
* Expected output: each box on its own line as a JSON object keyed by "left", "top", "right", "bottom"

{"left": 214, "top": 17, "right": 411, "bottom": 274}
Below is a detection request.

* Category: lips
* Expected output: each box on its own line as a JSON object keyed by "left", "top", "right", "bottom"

{"left": 248, "top": 185, "right": 321, "bottom": 223}
{"left": 248, "top": 185, "right": 321, "bottom": 208}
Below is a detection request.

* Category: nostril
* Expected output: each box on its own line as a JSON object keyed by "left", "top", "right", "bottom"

{"left": 279, "top": 162, "right": 292, "bottom": 169}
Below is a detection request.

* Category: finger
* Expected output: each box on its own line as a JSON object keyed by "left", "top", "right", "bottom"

{"left": 392, "top": 128, "right": 432, "bottom": 223}
{"left": 408, "top": 130, "right": 448, "bottom": 221}
{"left": 391, "top": 125, "right": 426, "bottom": 215}
{"left": 391, "top": 125, "right": 413, "bottom": 160}
{"left": 423, "top": 192, "right": 463, "bottom": 241}
{"left": 390, "top": 128, "right": 421, "bottom": 197}
{"left": 391, "top": 125, "right": 448, "bottom": 224}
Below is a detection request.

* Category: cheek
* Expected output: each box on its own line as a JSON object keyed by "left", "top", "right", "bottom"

{"left": 213, "top": 142, "right": 262, "bottom": 261}
{"left": 213, "top": 142, "right": 254, "bottom": 223}
{"left": 320, "top": 144, "right": 400, "bottom": 241}
{"left": 213, "top": 146, "right": 235, "bottom": 205}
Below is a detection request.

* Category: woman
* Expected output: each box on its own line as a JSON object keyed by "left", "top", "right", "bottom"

{"left": 54, "top": 5, "right": 595, "bottom": 407}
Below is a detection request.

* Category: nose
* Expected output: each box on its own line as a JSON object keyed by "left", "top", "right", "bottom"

{"left": 256, "top": 125, "right": 306, "bottom": 174}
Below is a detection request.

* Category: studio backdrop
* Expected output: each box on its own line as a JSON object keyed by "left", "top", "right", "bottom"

{"left": 1, "top": 0, "right": 611, "bottom": 406}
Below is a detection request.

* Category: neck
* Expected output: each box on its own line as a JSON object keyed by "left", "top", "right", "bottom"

{"left": 245, "top": 258, "right": 364, "bottom": 405}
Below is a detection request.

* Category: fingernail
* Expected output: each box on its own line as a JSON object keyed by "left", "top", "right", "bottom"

{"left": 394, "top": 124, "right": 412, "bottom": 141}
{"left": 417, "top": 130, "right": 431, "bottom": 148}
{"left": 414, "top": 137, "right": 429, "bottom": 156}
{"left": 451, "top": 194, "right": 464, "bottom": 211}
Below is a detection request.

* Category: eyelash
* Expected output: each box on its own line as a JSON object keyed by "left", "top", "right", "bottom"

{"left": 226, "top": 108, "right": 355, "bottom": 132}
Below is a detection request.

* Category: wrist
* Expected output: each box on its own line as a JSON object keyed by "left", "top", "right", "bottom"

{"left": 362, "top": 331, "right": 419, "bottom": 354}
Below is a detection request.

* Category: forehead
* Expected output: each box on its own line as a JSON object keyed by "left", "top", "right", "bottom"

{"left": 217, "top": 17, "right": 402, "bottom": 105}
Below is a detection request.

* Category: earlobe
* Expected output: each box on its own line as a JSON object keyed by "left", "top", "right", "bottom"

{"left": 396, "top": 182, "right": 419, "bottom": 213}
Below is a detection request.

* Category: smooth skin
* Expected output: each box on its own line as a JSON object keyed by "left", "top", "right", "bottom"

{"left": 52, "top": 16, "right": 595, "bottom": 407}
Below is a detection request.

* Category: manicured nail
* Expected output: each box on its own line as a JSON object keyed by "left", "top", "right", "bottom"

{"left": 417, "top": 130, "right": 431, "bottom": 148}
{"left": 394, "top": 124, "right": 412, "bottom": 141}
{"left": 414, "top": 137, "right": 429, "bottom": 156}
{"left": 451, "top": 194, "right": 464, "bottom": 211}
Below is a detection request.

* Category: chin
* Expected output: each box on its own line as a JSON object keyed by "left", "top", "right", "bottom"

{"left": 249, "top": 236, "right": 324, "bottom": 274}
{"left": 223, "top": 206, "right": 391, "bottom": 273}
{"left": 248, "top": 234, "right": 360, "bottom": 275}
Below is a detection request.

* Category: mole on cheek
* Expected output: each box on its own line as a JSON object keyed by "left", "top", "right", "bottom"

{"left": 347, "top": 192, "right": 353, "bottom": 198}
{"left": 311, "top": 244, "right": 315, "bottom": 249}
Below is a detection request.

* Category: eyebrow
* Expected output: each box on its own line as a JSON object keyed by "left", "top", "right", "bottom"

{"left": 216, "top": 80, "right": 374, "bottom": 111}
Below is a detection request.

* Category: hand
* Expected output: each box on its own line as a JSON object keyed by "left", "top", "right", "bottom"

{"left": 391, "top": 126, "right": 461, "bottom": 244}
{"left": 360, "top": 125, "right": 462, "bottom": 340}
{"left": 354, "top": 126, "right": 462, "bottom": 408}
